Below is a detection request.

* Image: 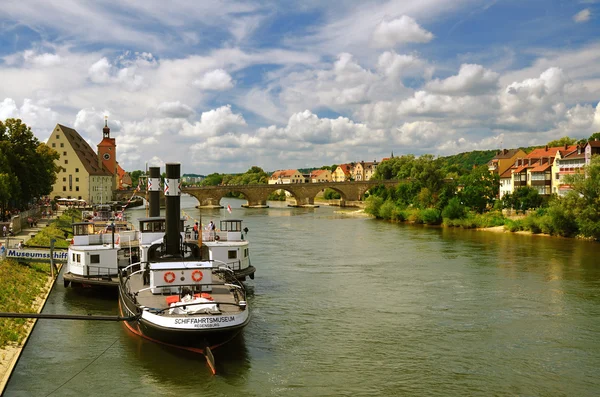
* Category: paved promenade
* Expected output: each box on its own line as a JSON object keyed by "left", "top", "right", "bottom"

{"left": 0, "top": 211, "right": 62, "bottom": 250}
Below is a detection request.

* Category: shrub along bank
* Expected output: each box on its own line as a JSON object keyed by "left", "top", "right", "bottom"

{"left": 365, "top": 155, "right": 600, "bottom": 240}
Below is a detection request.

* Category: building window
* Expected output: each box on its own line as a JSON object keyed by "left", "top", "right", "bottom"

{"left": 56, "top": 135, "right": 60, "bottom": 139}
{"left": 52, "top": 143, "right": 56, "bottom": 147}
{"left": 60, "top": 143, "right": 64, "bottom": 147}
{"left": 62, "top": 186, "right": 66, "bottom": 191}
{"left": 555, "top": 173, "right": 559, "bottom": 180}
{"left": 64, "top": 159, "right": 68, "bottom": 164}
{"left": 63, "top": 151, "right": 67, "bottom": 156}
{"left": 76, "top": 186, "right": 79, "bottom": 191}
{"left": 76, "top": 177, "right": 79, "bottom": 182}
{"left": 75, "top": 168, "right": 79, "bottom": 172}
{"left": 63, "top": 177, "right": 66, "bottom": 182}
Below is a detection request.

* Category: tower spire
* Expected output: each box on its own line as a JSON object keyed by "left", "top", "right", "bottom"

{"left": 103, "top": 115, "right": 110, "bottom": 138}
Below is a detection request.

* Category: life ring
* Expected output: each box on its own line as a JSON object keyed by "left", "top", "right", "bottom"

{"left": 215, "top": 235, "right": 220, "bottom": 241}
{"left": 191, "top": 270, "right": 203, "bottom": 282}
{"left": 164, "top": 271, "right": 176, "bottom": 284}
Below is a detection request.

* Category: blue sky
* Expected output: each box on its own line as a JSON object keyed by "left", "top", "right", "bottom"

{"left": 1, "top": 0, "right": 599, "bottom": 173}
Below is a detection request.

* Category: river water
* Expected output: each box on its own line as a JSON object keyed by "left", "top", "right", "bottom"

{"left": 5, "top": 196, "right": 600, "bottom": 396}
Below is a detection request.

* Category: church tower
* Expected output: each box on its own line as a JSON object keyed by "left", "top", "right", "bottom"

{"left": 97, "top": 116, "right": 118, "bottom": 190}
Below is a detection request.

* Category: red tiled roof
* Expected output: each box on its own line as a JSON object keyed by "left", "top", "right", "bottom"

{"left": 527, "top": 145, "right": 577, "bottom": 159}
{"left": 513, "top": 166, "right": 527, "bottom": 173}
{"left": 530, "top": 163, "right": 551, "bottom": 172}
{"left": 270, "top": 169, "right": 299, "bottom": 179}
{"left": 310, "top": 169, "right": 328, "bottom": 178}
{"left": 499, "top": 169, "right": 512, "bottom": 178}
{"left": 338, "top": 164, "right": 352, "bottom": 175}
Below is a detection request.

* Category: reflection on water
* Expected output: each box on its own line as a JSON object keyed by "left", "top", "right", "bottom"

{"left": 5, "top": 197, "right": 600, "bottom": 396}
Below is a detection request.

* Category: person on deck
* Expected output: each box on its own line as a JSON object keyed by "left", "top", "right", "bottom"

{"left": 193, "top": 222, "right": 199, "bottom": 239}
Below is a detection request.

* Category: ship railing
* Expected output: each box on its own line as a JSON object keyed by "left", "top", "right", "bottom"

{"left": 83, "top": 264, "right": 120, "bottom": 278}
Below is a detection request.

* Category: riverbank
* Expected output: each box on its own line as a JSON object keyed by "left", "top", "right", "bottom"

{"left": 0, "top": 270, "right": 56, "bottom": 392}
{"left": 0, "top": 212, "right": 63, "bottom": 394}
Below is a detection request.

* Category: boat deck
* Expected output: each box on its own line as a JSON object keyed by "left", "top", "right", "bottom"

{"left": 127, "top": 273, "right": 242, "bottom": 314}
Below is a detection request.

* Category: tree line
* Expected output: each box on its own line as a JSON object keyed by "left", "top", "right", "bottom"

{"left": 365, "top": 136, "right": 600, "bottom": 241}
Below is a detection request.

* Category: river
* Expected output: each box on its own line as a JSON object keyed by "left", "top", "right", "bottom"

{"left": 5, "top": 196, "right": 600, "bottom": 396}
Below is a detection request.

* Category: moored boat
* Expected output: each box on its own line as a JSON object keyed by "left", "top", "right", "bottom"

{"left": 63, "top": 217, "right": 139, "bottom": 288}
{"left": 118, "top": 163, "right": 250, "bottom": 372}
{"left": 198, "top": 219, "right": 255, "bottom": 281}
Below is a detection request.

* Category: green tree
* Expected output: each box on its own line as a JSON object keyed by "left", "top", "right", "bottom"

{"left": 589, "top": 132, "right": 600, "bottom": 142}
{"left": 129, "top": 170, "right": 145, "bottom": 188}
{"left": 458, "top": 165, "right": 499, "bottom": 213}
{"left": 0, "top": 118, "right": 60, "bottom": 210}
{"left": 201, "top": 173, "right": 224, "bottom": 186}
{"left": 509, "top": 186, "right": 543, "bottom": 212}
{"left": 563, "top": 155, "right": 600, "bottom": 239}
{"left": 546, "top": 136, "right": 576, "bottom": 147}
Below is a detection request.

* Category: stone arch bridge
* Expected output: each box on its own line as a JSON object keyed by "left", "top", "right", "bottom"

{"left": 115, "top": 180, "right": 401, "bottom": 208}
{"left": 184, "top": 180, "right": 401, "bottom": 208}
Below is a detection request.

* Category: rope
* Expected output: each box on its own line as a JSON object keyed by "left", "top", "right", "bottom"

{"left": 45, "top": 337, "right": 119, "bottom": 396}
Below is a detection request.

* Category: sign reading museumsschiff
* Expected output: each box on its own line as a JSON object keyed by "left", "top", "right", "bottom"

{"left": 6, "top": 249, "right": 68, "bottom": 263}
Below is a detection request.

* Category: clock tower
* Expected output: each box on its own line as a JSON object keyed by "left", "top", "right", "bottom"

{"left": 97, "top": 116, "right": 117, "bottom": 189}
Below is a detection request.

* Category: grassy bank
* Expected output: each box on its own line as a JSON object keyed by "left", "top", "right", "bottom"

{"left": 0, "top": 209, "right": 79, "bottom": 348}
{"left": 0, "top": 260, "right": 51, "bottom": 348}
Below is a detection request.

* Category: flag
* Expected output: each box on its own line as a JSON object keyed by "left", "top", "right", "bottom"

{"left": 227, "top": 204, "right": 232, "bottom": 214}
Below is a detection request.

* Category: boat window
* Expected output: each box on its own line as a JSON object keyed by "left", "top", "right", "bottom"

{"left": 220, "top": 220, "right": 241, "bottom": 232}
{"left": 228, "top": 250, "right": 237, "bottom": 259}
{"left": 72, "top": 253, "right": 81, "bottom": 263}
{"left": 244, "top": 248, "right": 248, "bottom": 257}
{"left": 90, "top": 254, "right": 100, "bottom": 264}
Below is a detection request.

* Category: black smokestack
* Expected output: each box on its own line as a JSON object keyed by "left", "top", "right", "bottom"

{"left": 148, "top": 166, "right": 160, "bottom": 217}
{"left": 164, "top": 163, "right": 181, "bottom": 257}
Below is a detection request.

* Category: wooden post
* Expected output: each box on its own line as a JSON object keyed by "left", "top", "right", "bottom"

{"left": 50, "top": 239, "right": 57, "bottom": 278}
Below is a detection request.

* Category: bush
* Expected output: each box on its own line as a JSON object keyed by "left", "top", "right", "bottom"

{"left": 407, "top": 208, "right": 423, "bottom": 224}
{"left": 323, "top": 188, "right": 341, "bottom": 200}
{"left": 378, "top": 200, "right": 396, "bottom": 220}
{"left": 523, "top": 215, "right": 541, "bottom": 234}
{"left": 505, "top": 219, "right": 524, "bottom": 232}
{"left": 365, "top": 196, "right": 384, "bottom": 218}
{"left": 548, "top": 203, "right": 579, "bottom": 237}
{"left": 421, "top": 208, "right": 442, "bottom": 225}
{"left": 391, "top": 207, "right": 407, "bottom": 222}
{"left": 442, "top": 197, "right": 466, "bottom": 220}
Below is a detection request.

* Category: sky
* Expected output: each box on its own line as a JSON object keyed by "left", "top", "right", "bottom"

{"left": 1, "top": 0, "right": 599, "bottom": 175}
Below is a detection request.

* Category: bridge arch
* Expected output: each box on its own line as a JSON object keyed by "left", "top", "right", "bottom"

{"left": 182, "top": 180, "right": 401, "bottom": 208}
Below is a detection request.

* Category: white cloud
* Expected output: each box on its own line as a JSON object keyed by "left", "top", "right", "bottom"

{"left": 0, "top": 98, "right": 58, "bottom": 134}
{"left": 88, "top": 58, "right": 112, "bottom": 84}
{"left": 23, "top": 51, "right": 62, "bottom": 67}
{"left": 74, "top": 108, "right": 122, "bottom": 138}
{"left": 371, "top": 16, "right": 434, "bottom": 48}
{"left": 425, "top": 64, "right": 499, "bottom": 96}
{"left": 256, "top": 110, "right": 387, "bottom": 148}
{"left": 193, "top": 69, "right": 234, "bottom": 90}
{"left": 499, "top": 67, "right": 570, "bottom": 129}
{"left": 397, "top": 90, "right": 494, "bottom": 117}
{"left": 573, "top": 9, "right": 591, "bottom": 23}
{"left": 87, "top": 55, "right": 148, "bottom": 90}
{"left": 156, "top": 101, "right": 195, "bottom": 118}
{"left": 394, "top": 120, "right": 448, "bottom": 146}
{"left": 180, "top": 105, "right": 247, "bottom": 137}
{"left": 377, "top": 51, "right": 430, "bottom": 80}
